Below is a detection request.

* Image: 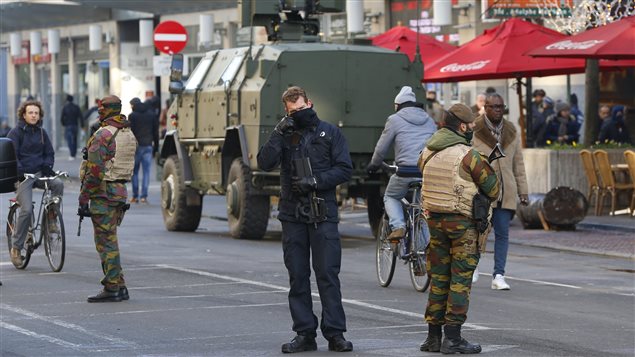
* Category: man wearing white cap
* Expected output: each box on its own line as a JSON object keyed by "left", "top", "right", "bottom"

{"left": 367, "top": 86, "right": 437, "bottom": 241}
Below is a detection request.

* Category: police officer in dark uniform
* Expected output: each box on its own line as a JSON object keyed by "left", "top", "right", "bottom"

{"left": 257, "top": 86, "right": 354, "bottom": 353}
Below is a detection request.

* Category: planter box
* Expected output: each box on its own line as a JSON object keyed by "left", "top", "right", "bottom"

{"left": 522, "top": 148, "right": 630, "bottom": 212}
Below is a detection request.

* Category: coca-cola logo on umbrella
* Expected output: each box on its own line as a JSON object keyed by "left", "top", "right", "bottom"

{"left": 440, "top": 60, "right": 491, "bottom": 73}
{"left": 545, "top": 40, "right": 605, "bottom": 50}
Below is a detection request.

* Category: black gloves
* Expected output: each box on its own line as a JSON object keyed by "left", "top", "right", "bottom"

{"left": 81, "top": 147, "right": 88, "bottom": 160}
{"left": 366, "top": 163, "right": 380, "bottom": 174}
{"left": 274, "top": 116, "right": 295, "bottom": 136}
{"left": 291, "top": 176, "right": 317, "bottom": 194}
{"left": 41, "top": 166, "right": 56, "bottom": 177}
{"left": 77, "top": 204, "right": 91, "bottom": 217}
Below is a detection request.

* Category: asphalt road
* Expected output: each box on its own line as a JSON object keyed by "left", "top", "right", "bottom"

{"left": 1, "top": 180, "right": 634, "bottom": 356}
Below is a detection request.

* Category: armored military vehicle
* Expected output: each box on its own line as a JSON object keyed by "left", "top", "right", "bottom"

{"left": 159, "top": 0, "right": 424, "bottom": 239}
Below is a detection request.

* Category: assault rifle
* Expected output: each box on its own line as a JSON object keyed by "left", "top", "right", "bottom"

{"left": 293, "top": 158, "right": 327, "bottom": 228}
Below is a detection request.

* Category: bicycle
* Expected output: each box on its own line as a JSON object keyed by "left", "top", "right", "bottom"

{"left": 6, "top": 171, "right": 68, "bottom": 272}
{"left": 375, "top": 163, "right": 431, "bottom": 292}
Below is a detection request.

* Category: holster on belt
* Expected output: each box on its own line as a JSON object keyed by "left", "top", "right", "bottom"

{"left": 117, "top": 203, "right": 131, "bottom": 226}
{"left": 473, "top": 192, "right": 493, "bottom": 253}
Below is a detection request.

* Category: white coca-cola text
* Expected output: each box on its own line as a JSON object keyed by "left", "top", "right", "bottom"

{"left": 439, "top": 60, "right": 491, "bottom": 73}
{"left": 545, "top": 40, "right": 605, "bottom": 50}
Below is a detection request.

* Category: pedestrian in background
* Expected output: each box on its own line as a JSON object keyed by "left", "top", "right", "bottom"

{"left": 60, "top": 95, "right": 84, "bottom": 160}
{"left": 418, "top": 103, "right": 499, "bottom": 354}
{"left": 79, "top": 95, "right": 137, "bottom": 302}
{"left": 532, "top": 96, "right": 554, "bottom": 147}
{"left": 545, "top": 102, "right": 580, "bottom": 145}
{"left": 367, "top": 86, "right": 436, "bottom": 242}
{"left": 159, "top": 99, "right": 170, "bottom": 139}
{"left": 257, "top": 86, "right": 354, "bottom": 353}
{"left": 471, "top": 93, "right": 486, "bottom": 115}
{"left": 599, "top": 105, "right": 630, "bottom": 144}
{"left": 0, "top": 119, "right": 11, "bottom": 137}
{"left": 425, "top": 90, "right": 444, "bottom": 126}
{"left": 473, "top": 93, "right": 529, "bottom": 290}
{"left": 129, "top": 97, "right": 159, "bottom": 204}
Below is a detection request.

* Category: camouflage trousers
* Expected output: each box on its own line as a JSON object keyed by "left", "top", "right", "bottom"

{"left": 424, "top": 213, "right": 479, "bottom": 326}
{"left": 90, "top": 199, "right": 125, "bottom": 291}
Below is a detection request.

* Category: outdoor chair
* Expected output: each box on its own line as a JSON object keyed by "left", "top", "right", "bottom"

{"left": 593, "top": 150, "right": 634, "bottom": 216}
{"left": 579, "top": 149, "right": 602, "bottom": 215}
{"left": 624, "top": 150, "right": 635, "bottom": 216}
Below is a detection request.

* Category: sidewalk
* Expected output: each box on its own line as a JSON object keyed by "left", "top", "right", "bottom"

{"left": 52, "top": 150, "right": 635, "bottom": 259}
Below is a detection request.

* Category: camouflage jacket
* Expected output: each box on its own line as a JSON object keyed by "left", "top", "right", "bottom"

{"left": 79, "top": 115, "right": 130, "bottom": 206}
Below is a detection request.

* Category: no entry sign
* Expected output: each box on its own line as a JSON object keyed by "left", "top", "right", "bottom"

{"left": 153, "top": 21, "right": 188, "bottom": 55}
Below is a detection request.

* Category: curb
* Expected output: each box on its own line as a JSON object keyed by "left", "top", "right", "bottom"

{"left": 577, "top": 223, "right": 635, "bottom": 234}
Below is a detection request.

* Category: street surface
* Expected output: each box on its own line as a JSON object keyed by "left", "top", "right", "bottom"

{"left": 1, "top": 178, "right": 634, "bottom": 356}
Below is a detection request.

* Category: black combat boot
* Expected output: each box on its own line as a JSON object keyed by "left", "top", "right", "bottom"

{"left": 87, "top": 289, "right": 122, "bottom": 303}
{"left": 281, "top": 334, "right": 317, "bottom": 353}
{"left": 441, "top": 325, "right": 482, "bottom": 354}
{"left": 119, "top": 286, "right": 129, "bottom": 301}
{"left": 420, "top": 324, "right": 442, "bottom": 352}
{"left": 327, "top": 335, "right": 353, "bottom": 352}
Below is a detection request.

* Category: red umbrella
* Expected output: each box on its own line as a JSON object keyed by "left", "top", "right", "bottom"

{"left": 527, "top": 16, "right": 635, "bottom": 60}
{"left": 371, "top": 26, "right": 457, "bottom": 65}
{"left": 423, "top": 18, "right": 591, "bottom": 82}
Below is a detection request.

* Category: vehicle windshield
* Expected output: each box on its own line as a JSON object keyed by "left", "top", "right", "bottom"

{"left": 184, "top": 58, "right": 213, "bottom": 91}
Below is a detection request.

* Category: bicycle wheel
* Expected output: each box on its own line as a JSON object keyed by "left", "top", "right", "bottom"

{"left": 43, "top": 204, "right": 65, "bottom": 272}
{"left": 6, "top": 204, "right": 32, "bottom": 269}
{"left": 409, "top": 214, "right": 431, "bottom": 292}
{"left": 376, "top": 214, "right": 396, "bottom": 287}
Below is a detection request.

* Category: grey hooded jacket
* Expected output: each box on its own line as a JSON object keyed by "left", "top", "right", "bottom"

{"left": 370, "top": 106, "right": 437, "bottom": 168}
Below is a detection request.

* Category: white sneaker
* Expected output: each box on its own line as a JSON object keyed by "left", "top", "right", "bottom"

{"left": 472, "top": 266, "right": 479, "bottom": 284}
{"left": 491, "top": 274, "right": 510, "bottom": 290}
{"left": 68, "top": 156, "right": 75, "bottom": 161}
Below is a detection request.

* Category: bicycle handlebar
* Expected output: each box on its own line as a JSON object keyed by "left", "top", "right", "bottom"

{"left": 24, "top": 171, "right": 70, "bottom": 181}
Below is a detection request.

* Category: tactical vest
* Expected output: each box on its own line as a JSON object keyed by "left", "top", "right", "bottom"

{"left": 420, "top": 144, "right": 479, "bottom": 217}
{"left": 102, "top": 125, "right": 137, "bottom": 181}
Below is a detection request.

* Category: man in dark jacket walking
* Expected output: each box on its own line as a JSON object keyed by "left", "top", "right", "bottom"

{"left": 60, "top": 95, "right": 84, "bottom": 160}
{"left": 257, "top": 86, "right": 354, "bottom": 353}
{"left": 128, "top": 97, "right": 159, "bottom": 204}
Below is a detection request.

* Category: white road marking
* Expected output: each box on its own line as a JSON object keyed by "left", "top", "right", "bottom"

{"left": 83, "top": 302, "right": 288, "bottom": 317}
{"left": 503, "top": 276, "right": 581, "bottom": 289}
{"left": 0, "top": 303, "right": 136, "bottom": 347}
{"left": 157, "top": 264, "right": 491, "bottom": 331}
{"left": 1, "top": 321, "right": 80, "bottom": 349}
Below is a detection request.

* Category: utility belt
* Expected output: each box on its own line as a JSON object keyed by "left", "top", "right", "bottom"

{"left": 105, "top": 179, "right": 129, "bottom": 183}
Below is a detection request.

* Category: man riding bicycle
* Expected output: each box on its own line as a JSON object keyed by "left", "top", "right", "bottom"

{"left": 7, "top": 100, "right": 64, "bottom": 266}
{"left": 367, "top": 86, "right": 437, "bottom": 241}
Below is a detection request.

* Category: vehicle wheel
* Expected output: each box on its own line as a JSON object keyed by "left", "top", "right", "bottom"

{"left": 409, "top": 214, "right": 431, "bottom": 292}
{"left": 6, "top": 204, "right": 32, "bottom": 270}
{"left": 161, "top": 155, "right": 202, "bottom": 232}
{"left": 43, "top": 204, "right": 65, "bottom": 272}
{"left": 226, "top": 158, "right": 270, "bottom": 240}
{"left": 376, "top": 214, "right": 396, "bottom": 287}
{"left": 367, "top": 185, "right": 383, "bottom": 238}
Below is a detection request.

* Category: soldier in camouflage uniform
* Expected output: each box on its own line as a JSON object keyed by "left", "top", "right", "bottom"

{"left": 79, "top": 95, "right": 137, "bottom": 303}
{"left": 417, "top": 103, "right": 499, "bottom": 354}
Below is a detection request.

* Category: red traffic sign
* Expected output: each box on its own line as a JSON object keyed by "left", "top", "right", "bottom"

{"left": 153, "top": 21, "right": 188, "bottom": 55}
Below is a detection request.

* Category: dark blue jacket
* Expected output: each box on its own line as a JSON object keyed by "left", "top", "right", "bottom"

{"left": 7, "top": 120, "right": 55, "bottom": 176}
{"left": 129, "top": 102, "right": 159, "bottom": 151}
{"left": 544, "top": 114, "right": 580, "bottom": 145}
{"left": 61, "top": 101, "right": 83, "bottom": 127}
{"left": 257, "top": 113, "right": 352, "bottom": 223}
